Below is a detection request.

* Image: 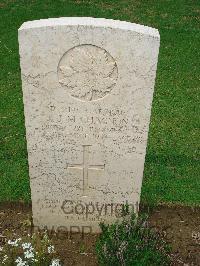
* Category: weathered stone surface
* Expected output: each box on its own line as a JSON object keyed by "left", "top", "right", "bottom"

{"left": 18, "top": 17, "right": 160, "bottom": 232}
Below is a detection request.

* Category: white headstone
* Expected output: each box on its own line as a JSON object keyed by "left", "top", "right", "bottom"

{"left": 18, "top": 17, "right": 160, "bottom": 233}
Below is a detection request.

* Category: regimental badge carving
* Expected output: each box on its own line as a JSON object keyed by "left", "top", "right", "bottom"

{"left": 58, "top": 44, "right": 118, "bottom": 101}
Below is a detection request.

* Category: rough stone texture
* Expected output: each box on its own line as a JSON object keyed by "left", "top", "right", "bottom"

{"left": 18, "top": 17, "right": 160, "bottom": 232}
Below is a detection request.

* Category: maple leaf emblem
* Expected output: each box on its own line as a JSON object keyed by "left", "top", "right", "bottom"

{"left": 58, "top": 45, "right": 118, "bottom": 101}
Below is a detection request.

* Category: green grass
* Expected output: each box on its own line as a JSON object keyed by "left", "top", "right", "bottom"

{"left": 0, "top": 0, "right": 199, "bottom": 204}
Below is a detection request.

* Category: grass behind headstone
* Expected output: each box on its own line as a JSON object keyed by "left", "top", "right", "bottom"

{"left": 0, "top": 0, "right": 199, "bottom": 205}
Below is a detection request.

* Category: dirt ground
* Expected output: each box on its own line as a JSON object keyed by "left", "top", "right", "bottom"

{"left": 0, "top": 203, "right": 199, "bottom": 265}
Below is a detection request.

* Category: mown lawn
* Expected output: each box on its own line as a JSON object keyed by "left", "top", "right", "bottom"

{"left": 0, "top": 0, "right": 199, "bottom": 205}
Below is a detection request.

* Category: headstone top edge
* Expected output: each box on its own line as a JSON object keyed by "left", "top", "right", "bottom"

{"left": 18, "top": 17, "right": 160, "bottom": 39}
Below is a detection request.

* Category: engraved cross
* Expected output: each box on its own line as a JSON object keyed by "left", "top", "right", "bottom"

{"left": 67, "top": 145, "right": 105, "bottom": 195}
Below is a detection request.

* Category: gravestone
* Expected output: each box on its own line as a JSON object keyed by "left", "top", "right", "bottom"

{"left": 18, "top": 17, "right": 160, "bottom": 233}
